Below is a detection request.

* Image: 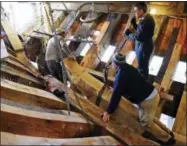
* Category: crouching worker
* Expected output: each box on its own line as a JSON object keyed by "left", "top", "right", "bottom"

{"left": 101, "top": 52, "right": 175, "bottom": 145}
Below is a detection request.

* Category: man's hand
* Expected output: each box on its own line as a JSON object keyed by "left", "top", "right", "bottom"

{"left": 101, "top": 112, "right": 111, "bottom": 122}
{"left": 131, "top": 17, "right": 136, "bottom": 25}
{"left": 124, "top": 29, "right": 132, "bottom": 36}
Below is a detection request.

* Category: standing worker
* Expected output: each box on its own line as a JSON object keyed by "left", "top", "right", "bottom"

{"left": 101, "top": 53, "right": 175, "bottom": 145}
{"left": 45, "top": 28, "right": 73, "bottom": 82}
{"left": 125, "top": 2, "right": 155, "bottom": 79}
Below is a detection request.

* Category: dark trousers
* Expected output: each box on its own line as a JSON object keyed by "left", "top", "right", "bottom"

{"left": 135, "top": 41, "right": 153, "bottom": 79}
{"left": 46, "top": 60, "right": 63, "bottom": 82}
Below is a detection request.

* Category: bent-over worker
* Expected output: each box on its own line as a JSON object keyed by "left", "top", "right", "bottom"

{"left": 102, "top": 53, "right": 175, "bottom": 145}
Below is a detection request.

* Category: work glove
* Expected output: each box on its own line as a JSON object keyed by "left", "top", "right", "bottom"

{"left": 124, "top": 29, "right": 132, "bottom": 36}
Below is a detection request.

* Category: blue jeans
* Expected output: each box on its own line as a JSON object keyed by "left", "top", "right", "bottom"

{"left": 46, "top": 60, "right": 63, "bottom": 82}
{"left": 129, "top": 34, "right": 153, "bottom": 79}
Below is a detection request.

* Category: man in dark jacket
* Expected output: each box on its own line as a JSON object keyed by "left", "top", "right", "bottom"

{"left": 125, "top": 2, "right": 155, "bottom": 79}
{"left": 101, "top": 53, "right": 175, "bottom": 144}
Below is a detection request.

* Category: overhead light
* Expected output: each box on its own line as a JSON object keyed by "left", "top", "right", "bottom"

{"left": 150, "top": 8, "right": 157, "bottom": 15}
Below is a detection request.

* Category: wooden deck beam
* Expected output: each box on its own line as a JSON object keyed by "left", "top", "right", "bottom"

{"left": 1, "top": 79, "right": 67, "bottom": 110}
{"left": 1, "top": 103, "right": 91, "bottom": 138}
{"left": 1, "top": 132, "right": 120, "bottom": 145}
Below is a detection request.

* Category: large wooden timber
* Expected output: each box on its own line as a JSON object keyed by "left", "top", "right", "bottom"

{"left": 46, "top": 78, "right": 158, "bottom": 145}
{"left": 1, "top": 56, "right": 36, "bottom": 78}
{"left": 155, "top": 44, "right": 182, "bottom": 118}
{"left": 1, "top": 21, "right": 40, "bottom": 75}
{"left": 155, "top": 18, "right": 183, "bottom": 118}
{"left": 1, "top": 63, "right": 44, "bottom": 89}
{"left": 172, "top": 90, "right": 186, "bottom": 136}
{"left": 1, "top": 79, "right": 67, "bottom": 110}
{"left": 1, "top": 132, "right": 120, "bottom": 145}
{"left": 80, "top": 18, "right": 110, "bottom": 68}
{"left": 1, "top": 103, "right": 90, "bottom": 138}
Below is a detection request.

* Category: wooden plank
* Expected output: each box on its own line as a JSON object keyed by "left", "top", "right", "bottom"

{"left": 45, "top": 77, "right": 158, "bottom": 145}
{"left": 1, "top": 21, "right": 23, "bottom": 51}
{"left": 1, "top": 21, "right": 40, "bottom": 75}
{"left": 1, "top": 132, "right": 120, "bottom": 145}
{"left": 160, "top": 44, "right": 182, "bottom": 91}
{"left": 1, "top": 103, "right": 90, "bottom": 138}
{"left": 81, "top": 14, "right": 122, "bottom": 69}
{"left": 1, "top": 64, "right": 44, "bottom": 88}
{"left": 80, "top": 20, "right": 110, "bottom": 68}
{"left": 2, "top": 57, "right": 36, "bottom": 77}
{"left": 155, "top": 44, "right": 182, "bottom": 118}
{"left": 173, "top": 91, "right": 186, "bottom": 135}
{"left": 1, "top": 79, "right": 67, "bottom": 110}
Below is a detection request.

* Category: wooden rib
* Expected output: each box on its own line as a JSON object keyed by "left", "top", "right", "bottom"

{"left": 80, "top": 20, "right": 110, "bottom": 68}
{"left": 172, "top": 90, "right": 186, "bottom": 135}
{"left": 1, "top": 64, "right": 44, "bottom": 88}
{"left": 1, "top": 79, "right": 67, "bottom": 110}
{"left": 1, "top": 103, "right": 91, "bottom": 138}
{"left": 1, "top": 132, "right": 120, "bottom": 145}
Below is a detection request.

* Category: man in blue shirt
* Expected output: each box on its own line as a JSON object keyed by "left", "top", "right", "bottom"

{"left": 125, "top": 2, "right": 155, "bottom": 79}
{"left": 101, "top": 53, "right": 175, "bottom": 144}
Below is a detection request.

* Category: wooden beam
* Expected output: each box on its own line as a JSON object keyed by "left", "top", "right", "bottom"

{"left": 153, "top": 118, "right": 186, "bottom": 145}
{"left": 1, "top": 21, "right": 40, "bottom": 75}
{"left": 1, "top": 132, "right": 120, "bottom": 145}
{"left": 1, "top": 79, "right": 67, "bottom": 110}
{"left": 80, "top": 19, "right": 110, "bottom": 68}
{"left": 1, "top": 21, "right": 23, "bottom": 51}
{"left": 1, "top": 103, "right": 91, "bottom": 138}
{"left": 155, "top": 44, "right": 182, "bottom": 118}
{"left": 173, "top": 90, "right": 186, "bottom": 136}
{"left": 45, "top": 77, "right": 158, "bottom": 145}
{"left": 81, "top": 14, "right": 122, "bottom": 69}
{"left": 2, "top": 57, "right": 36, "bottom": 77}
{"left": 1, "top": 64, "right": 44, "bottom": 89}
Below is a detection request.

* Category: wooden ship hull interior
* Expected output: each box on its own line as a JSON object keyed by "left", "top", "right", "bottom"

{"left": 1, "top": 1, "right": 187, "bottom": 145}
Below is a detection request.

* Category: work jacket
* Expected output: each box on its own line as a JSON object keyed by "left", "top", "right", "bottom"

{"left": 107, "top": 63, "right": 155, "bottom": 114}
{"left": 129, "top": 14, "right": 155, "bottom": 56}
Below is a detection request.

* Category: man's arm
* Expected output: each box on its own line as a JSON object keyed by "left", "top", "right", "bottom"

{"left": 107, "top": 73, "right": 123, "bottom": 114}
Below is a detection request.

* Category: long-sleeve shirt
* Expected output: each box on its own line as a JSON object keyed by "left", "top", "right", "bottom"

{"left": 45, "top": 35, "right": 69, "bottom": 61}
{"left": 129, "top": 14, "right": 155, "bottom": 43}
{"left": 107, "top": 63, "right": 154, "bottom": 114}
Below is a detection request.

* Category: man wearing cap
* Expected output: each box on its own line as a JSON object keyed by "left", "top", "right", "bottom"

{"left": 125, "top": 2, "right": 155, "bottom": 79}
{"left": 45, "top": 28, "right": 73, "bottom": 82}
{"left": 101, "top": 52, "right": 175, "bottom": 144}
